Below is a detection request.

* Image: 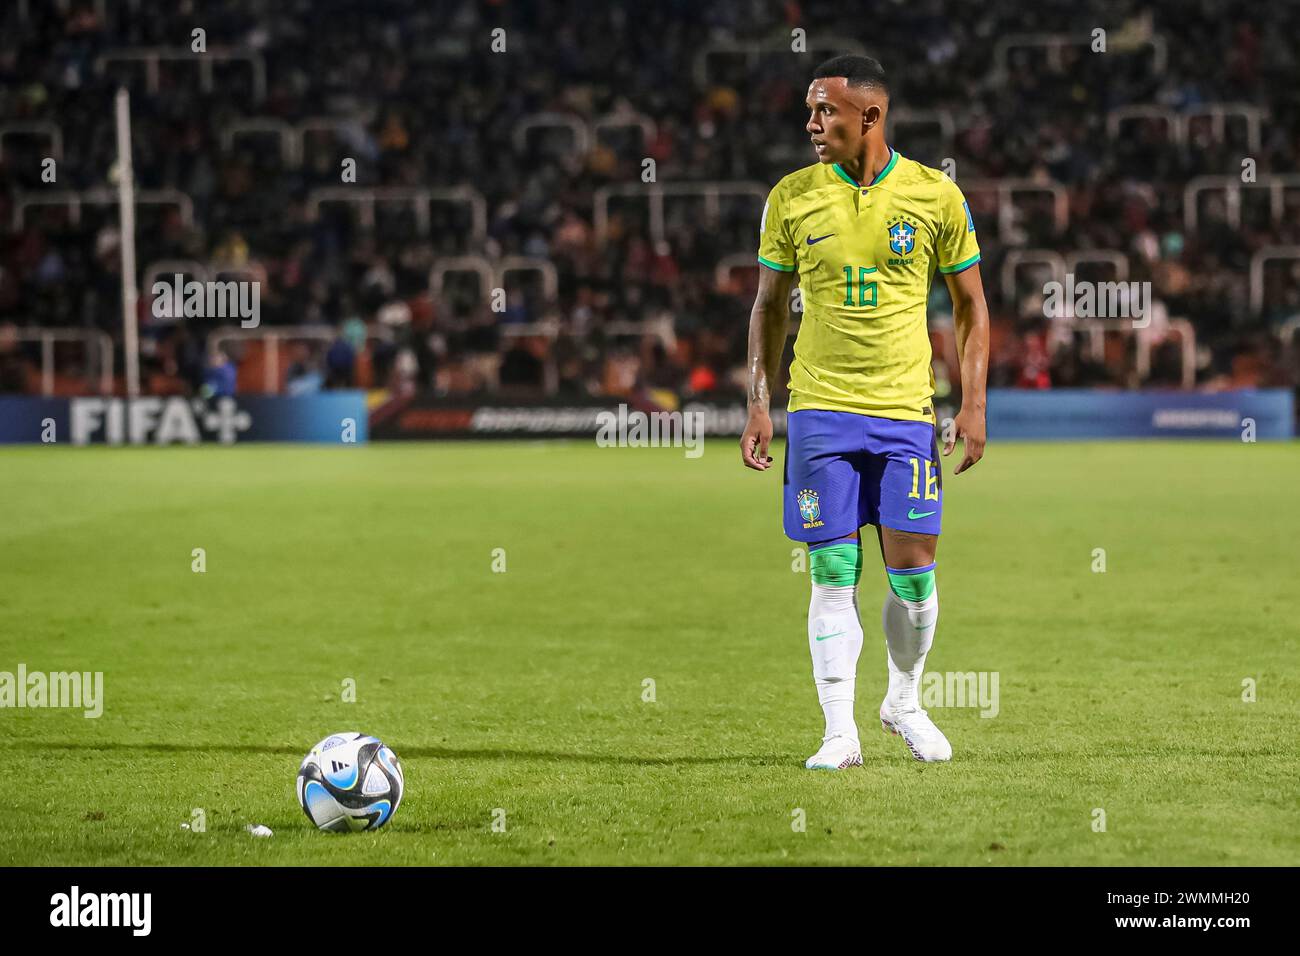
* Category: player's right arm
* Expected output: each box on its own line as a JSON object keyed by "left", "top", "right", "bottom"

{"left": 742, "top": 182, "right": 797, "bottom": 470}
{"left": 741, "top": 262, "right": 795, "bottom": 470}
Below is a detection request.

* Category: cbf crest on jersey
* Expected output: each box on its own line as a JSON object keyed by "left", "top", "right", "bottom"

{"left": 886, "top": 215, "right": 918, "bottom": 256}
{"left": 797, "top": 489, "right": 821, "bottom": 524}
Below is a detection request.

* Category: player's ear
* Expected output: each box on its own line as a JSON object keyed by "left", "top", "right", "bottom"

{"left": 862, "top": 103, "right": 881, "bottom": 134}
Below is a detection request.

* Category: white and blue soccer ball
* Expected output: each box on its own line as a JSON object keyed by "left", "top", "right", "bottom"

{"left": 296, "top": 732, "right": 404, "bottom": 832}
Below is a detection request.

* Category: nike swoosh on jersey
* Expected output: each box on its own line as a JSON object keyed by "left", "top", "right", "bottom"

{"left": 806, "top": 233, "right": 835, "bottom": 245}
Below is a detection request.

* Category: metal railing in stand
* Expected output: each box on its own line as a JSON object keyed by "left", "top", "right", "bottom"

{"left": 514, "top": 113, "right": 590, "bottom": 165}
{"left": 94, "top": 46, "right": 267, "bottom": 102}
{"left": 219, "top": 117, "right": 296, "bottom": 165}
{"left": 497, "top": 256, "right": 558, "bottom": 300}
{"left": 0, "top": 120, "right": 63, "bottom": 161}
{"left": 10, "top": 327, "right": 114, "bottom": 396}
{"left": 593, "top": 111, "right": 657, "bottom": 150}
{"left": 1000, "top": 249, "right": 1066, "bottom": 304}
{"left": 306, "top": 186, "right": 487, "bottom": 244}
{"left": 603, "top": 316, "right": 677, "bottom": 351}
{"left": 1107, "top": 104, "right": 1183, "bottom": 144}
{"left": 714, "top": 252, "right": 758, "bottom": 289}
{"left": 1065, "top": 250, "right": 1130, "bottom": 281}
{"left": 1135, "top": 318, "right": 1197, "bottom": 389}
{"left": 593, "top": 181, "right": 767, "bottom": 245}
{"left": 1185, "top": 103, "right": 1267, "bottom": 153}
{"left": 960, "top": 179, "right": 1069, "bottom": 241}
{"left": 497, "top": 320, "right": 562, "bottom": 394}
{"left": 430, "top": 255, "right": 494, "bottom": 302}
{"left": 429, "top": 255, "right": 557, "bottom": 310}
{"left": 693, "top": 38, "right": 866, "bottom": 86}
{"left": 1249, "top": 246, "right": 1300, "bottom": 317}
{"left": 1107, "top": 103, "right": 1265, "bottom": 151}
{"left": 221, "top": 114, "right": 379, "bottom": 168}
{"left": 12, "top": 187, "right": 194, "bottom": 231}
{"left": 208, "top": 325, "right": 396, "bottom": 394}
{"left": 889, "top": 109, "right": 955, "bottom": 160}
{"left": 992, "top": 32, "right": 1167, "bottom": 81}
{"left": 1184, "top": 174, "right": 1300, "bottom": 233}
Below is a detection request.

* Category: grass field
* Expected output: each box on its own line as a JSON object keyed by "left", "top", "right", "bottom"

{"left": 1, "top": 439, "right": 1297, "bottom": 866}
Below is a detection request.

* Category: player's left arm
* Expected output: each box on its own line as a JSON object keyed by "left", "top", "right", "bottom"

{"left": 942, "top": 263, "right": 988, "bottom": 475}
{"left": 935, "top": 181, "right": 988, "bottom": 475}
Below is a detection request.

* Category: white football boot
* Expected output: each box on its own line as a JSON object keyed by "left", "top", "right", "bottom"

{"left": 879, "top": 701, "right": 952, "bottom": 762}
{"left": 804, "top": 733, "right": 863, "bottom": 770}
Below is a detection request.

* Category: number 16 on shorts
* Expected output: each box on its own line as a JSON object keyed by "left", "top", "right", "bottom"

{"left": 909, "top": 456, "right": 939, "bottom": 502}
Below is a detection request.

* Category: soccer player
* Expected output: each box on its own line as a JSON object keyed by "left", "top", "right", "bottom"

{"left": 740, "top": 55, "right": 988, "bottom": 769}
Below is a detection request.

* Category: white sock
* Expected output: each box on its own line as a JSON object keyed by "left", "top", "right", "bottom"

{"left": 881, "top": 585, "right": 938, "bottom": 711}
{"left": 809, "top": 583, "right": 864, "bottom": 741}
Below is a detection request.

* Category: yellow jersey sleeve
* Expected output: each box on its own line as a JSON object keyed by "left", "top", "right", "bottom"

{"left": 935, "top": 180, "right": 981, "bottom": 275}
{"left": 757, "top": 182, "right": 796, "bottom": 272}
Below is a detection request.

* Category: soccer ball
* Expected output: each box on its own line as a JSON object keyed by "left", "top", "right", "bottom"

{"left": 296, "top": 732, "right": 404, "bottom": 832}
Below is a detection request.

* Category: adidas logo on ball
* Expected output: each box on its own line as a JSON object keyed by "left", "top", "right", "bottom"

{"left": 297, "top": 732, "right": 404, "bottom": 833}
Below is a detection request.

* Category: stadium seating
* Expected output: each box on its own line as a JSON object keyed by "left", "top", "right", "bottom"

{"left": 1, "top": 0, "right": 1297, "bottom": 398}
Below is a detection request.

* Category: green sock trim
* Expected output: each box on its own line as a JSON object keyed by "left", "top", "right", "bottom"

{"left": 810, "top": 543, "right": 863, "bottom": 587}
{"left": 887, "top": 568, "right": 935, "bottom": 602}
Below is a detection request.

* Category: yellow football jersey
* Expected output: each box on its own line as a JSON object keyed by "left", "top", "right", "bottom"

{"left": 757, "top": 148, "right": 980, "bottom": 422}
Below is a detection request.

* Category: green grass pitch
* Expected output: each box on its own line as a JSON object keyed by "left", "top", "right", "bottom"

{"left": 0, "top": 439, "right": 1296, "bottom": 866}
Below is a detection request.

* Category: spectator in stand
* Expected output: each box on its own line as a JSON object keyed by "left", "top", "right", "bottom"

{"left": 201, "top": 345, "right": 237, "bottom": 399}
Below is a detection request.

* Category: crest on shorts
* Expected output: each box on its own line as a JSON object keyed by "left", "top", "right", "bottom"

{"left": 797, "top": 489, "right": 820, "bottom": 523}
{"left": 886, "top": 216, "right": 917, "bottom": 256}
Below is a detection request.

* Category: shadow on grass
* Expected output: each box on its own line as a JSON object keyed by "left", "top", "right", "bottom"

{"left": 24, "top": 740, "right": 1284, "bottom": 762}
{"left": 22, "top": 740, "right": 792, "bottom": 767}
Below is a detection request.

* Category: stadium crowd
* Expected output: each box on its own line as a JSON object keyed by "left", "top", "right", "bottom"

{"left": 1, "top": 0, "right": 1298, "bottom": 402}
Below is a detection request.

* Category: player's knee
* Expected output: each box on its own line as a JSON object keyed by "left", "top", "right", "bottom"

{"left": 880, "top": 527, "right": 936, "bottom": 570}
{"left": 886, "top": 562, "right": 936, "bottom": 604}
{"left": 809, "top": 538, "right": 862, "bottom": 587}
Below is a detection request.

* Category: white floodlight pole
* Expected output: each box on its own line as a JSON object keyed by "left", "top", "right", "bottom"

{"left": 115, "top": 87, "right": 140, "bottom": 399}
